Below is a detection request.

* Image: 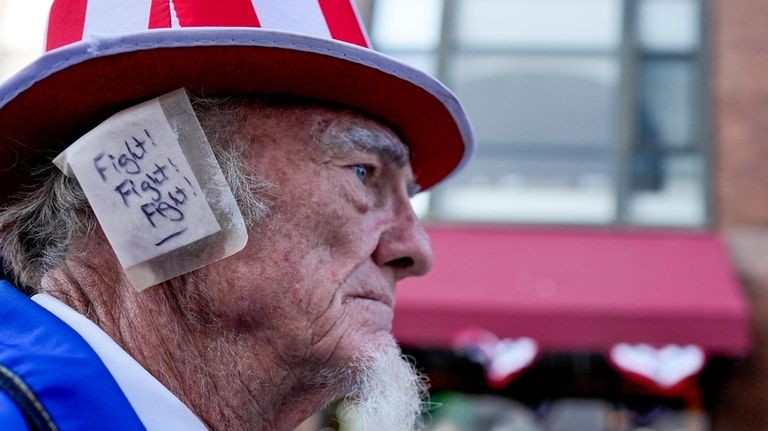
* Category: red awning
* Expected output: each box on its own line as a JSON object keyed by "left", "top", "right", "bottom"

{"left": 393, "top": 227, "right": 751, "bottom": 356}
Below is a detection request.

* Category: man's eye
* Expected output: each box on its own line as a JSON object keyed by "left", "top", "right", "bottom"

{"left": 353, "top": 164, "right": 372, "bottom": 182}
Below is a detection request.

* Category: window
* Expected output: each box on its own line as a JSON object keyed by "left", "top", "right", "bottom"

{"left": 367, "top": 0, "right": 709, "bottom": 227}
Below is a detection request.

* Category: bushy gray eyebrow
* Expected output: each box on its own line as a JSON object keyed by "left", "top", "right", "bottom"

{"left": 316, "top": 120, "right": 410, "bottom": 168}
{"left": 350, "top": 136, "right": 409, "bottom": 168}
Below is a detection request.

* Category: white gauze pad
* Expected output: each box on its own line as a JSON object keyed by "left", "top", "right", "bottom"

{"left": 54, "top": 88, "right": 248, "bottom": 291}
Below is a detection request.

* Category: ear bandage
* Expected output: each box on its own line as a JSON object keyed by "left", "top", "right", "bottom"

{"left": 54, "top": 89, "right": 248, "bottom": 291}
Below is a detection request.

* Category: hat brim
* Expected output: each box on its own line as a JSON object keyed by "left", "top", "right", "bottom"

{"left": 0, "top": 29, "right": 473, "bottom": 203}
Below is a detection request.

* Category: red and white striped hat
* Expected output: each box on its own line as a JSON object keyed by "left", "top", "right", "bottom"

{"left": 0, "top": 0, "right": 473, "bottom": 202}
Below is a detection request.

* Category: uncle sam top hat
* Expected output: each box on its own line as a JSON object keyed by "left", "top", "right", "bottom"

{"left": 0, "top": 0, "right": 474, "bottom": 203}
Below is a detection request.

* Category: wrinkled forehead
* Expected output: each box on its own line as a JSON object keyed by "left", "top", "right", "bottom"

{"left": 242, "top": 99, "right": 411, "bottom": 168}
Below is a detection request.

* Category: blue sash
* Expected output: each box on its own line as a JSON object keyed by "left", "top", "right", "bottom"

{"left": 0, "top": 280, "right": 146, "bottom": 430}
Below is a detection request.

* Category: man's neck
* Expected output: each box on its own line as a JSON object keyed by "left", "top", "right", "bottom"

{"left": 40, "top": 260, "right": 334, "bottom": 431}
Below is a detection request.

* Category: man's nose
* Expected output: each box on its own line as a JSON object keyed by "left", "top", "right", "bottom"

{"left": 371, "top": 201, "right": 434, "bottom": 280}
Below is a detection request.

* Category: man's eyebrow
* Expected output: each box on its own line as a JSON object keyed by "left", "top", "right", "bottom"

{"left": 324, "top": 123, "right": 410, "bottom": 168}
{"left": 348, "top": 136, "right": 410, "bottom": 168}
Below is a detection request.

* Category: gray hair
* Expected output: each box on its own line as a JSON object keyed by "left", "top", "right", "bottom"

{"left": 0, "top": 95, "right": 272, "bottom": 292}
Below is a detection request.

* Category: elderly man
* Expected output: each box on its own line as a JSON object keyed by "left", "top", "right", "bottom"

{"left": 0, "top": 1, "right": 472, "bottom": 431}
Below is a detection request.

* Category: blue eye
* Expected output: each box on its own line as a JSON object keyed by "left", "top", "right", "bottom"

{"left": 353, "top": 164, "right": 371, "bottom": 182}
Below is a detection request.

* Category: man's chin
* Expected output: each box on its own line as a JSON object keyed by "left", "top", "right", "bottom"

{"left": 339, "top": 341, "right": 427, "bottom": 431}
{"left": 359, "top": 330, "right": 399, "bottom": 351}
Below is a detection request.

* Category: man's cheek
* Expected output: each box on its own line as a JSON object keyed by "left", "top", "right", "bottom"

{"left": 306, "top": 300, "right": 354, "bottom": 353}
{"left": 291, "top": 256, "right": 343, "bottom": 312}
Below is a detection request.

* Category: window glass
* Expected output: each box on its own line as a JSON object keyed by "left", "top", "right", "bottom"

{"left": 455, "top": 0, "right": 622, "bottom": 50}
{"left": 639, "top": 59, "right": 697, "bottom": 148}
{"left": 410, "top": 192, "right": 431, "bottom": 219}
{"left": 450, "top": 55, "right": 619, "bottom": 146}
{"left": 371, "top": 0, "right": 443, "bottom": 51}
{"left": 431, "top": 54, "right": 620, "bottom": 224}
{"left": 638, "top": 0, "right": 700, "bottom": 52}
{"left": 432, "top": 155, "right": 616, "bottom": 224}
{"left": 628, "top": 153, "right": 706, "bottom": 226}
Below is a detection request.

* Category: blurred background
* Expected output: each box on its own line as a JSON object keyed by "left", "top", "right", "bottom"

{"left": 2, "top": 1, "right": 767, "bottom": 430}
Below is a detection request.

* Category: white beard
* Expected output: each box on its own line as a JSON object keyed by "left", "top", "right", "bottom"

{"left": 339, "top": 340, "right": 428, "bottom": 431}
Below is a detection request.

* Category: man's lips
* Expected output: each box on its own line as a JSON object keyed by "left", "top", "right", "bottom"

{"left": 345, "top": 290, "right": 394, "bottom": 308}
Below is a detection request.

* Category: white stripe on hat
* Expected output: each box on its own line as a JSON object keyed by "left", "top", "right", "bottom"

{"left": 84, "top": 0, "right": 153, "bottom": 37}
{"left": 250, "top": 0, "right": 331, "bottom": 38}
{"left": 169, "top": 0, "right": 181, "bottom": 28}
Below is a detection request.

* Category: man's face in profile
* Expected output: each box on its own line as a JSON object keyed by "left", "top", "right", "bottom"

{"left": 200, "top": 103, "right": 433, "bottom": 391}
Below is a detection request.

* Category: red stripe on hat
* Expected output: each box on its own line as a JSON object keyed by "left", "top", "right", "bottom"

{"left": 173, "top": 0, "right": 260, "bottom": 27}
{"left": 46, "top": 0, "right": 88, "bottom": 51}
{"left": 317, "top": 0, "right": 368, "bottom": 48}
{"left": 148, "top": 0, "right": 172, "bottom": 28}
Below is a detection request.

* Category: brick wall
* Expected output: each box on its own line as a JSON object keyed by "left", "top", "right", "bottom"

{"left": 713, "top": 0, "right": 768, "bottom": 428}
{"left": 715, "top": 0, "right": 768, "bottom": 227}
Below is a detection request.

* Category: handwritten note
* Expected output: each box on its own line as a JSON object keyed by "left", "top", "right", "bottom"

{"left": 54, "top": 96, "right": 222, "bottom": 269}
